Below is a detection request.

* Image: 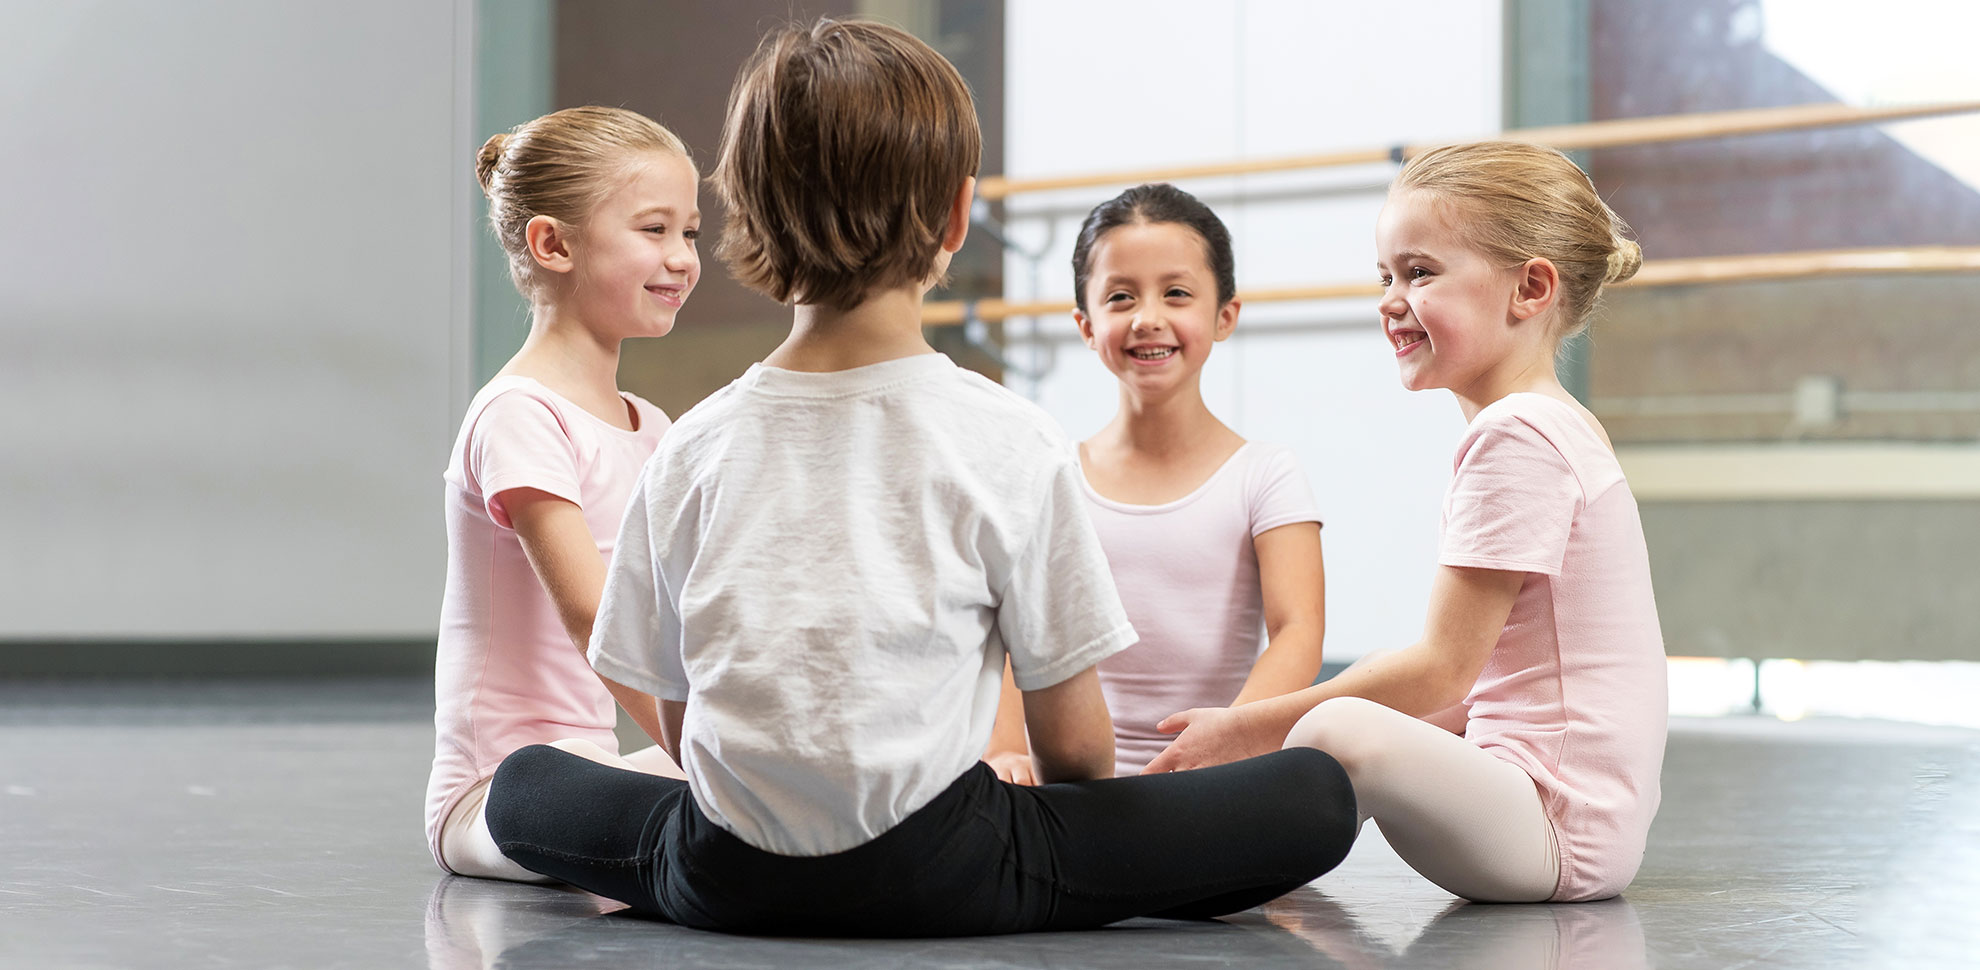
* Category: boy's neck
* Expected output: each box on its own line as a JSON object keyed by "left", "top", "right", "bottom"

{"left": 765, "top": 286, "right": 938, "bottom": 372}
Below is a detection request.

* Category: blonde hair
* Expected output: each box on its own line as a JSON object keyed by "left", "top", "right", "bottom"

{"left": 476, "top": 105, "right": 691, "bottom": 296}
{"left": 711, "top": 19, "right": 981, "bottom": 311}
{"left": 1394, "top": 141, "right": 1641, "bottom": 339}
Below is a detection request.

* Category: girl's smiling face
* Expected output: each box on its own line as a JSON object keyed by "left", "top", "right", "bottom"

{"left": 569, "top": 151, "right": 702, "bottom": 340}
{"left": 1075, "top": 220, "right": 1238, "bottom": 400}
{"left": 1374, "top": 190, "right": 1527, "bottom": 397}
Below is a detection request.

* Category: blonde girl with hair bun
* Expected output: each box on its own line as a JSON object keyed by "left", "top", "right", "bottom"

{"left": 1147, "top": 142, "right": 1668, "bottom": 904}
{"left": 427, "top": 105, "right": 700, "bottom": 882}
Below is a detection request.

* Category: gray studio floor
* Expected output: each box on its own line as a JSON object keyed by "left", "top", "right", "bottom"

{"left": 2, "top": 679, "right": 1975, "bottom": 969}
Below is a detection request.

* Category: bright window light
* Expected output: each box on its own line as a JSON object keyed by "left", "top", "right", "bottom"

{"left": 1761, "top": 0, "right": 1980, "bottom": 191}
{"left": 1670, "top": 657, "right": 1980, "bottom": 730}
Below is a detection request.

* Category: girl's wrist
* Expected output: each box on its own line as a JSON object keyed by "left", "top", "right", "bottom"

{"left": 1239, "top": 695, "right": 1300, "bottom": 749}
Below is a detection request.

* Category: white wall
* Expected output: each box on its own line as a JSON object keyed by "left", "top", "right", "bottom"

{"left": 0, "top": 2, "right": 472, "bottom": 638}
{"left": 1001, "top": 0, "right": 1502, "bottom": 659}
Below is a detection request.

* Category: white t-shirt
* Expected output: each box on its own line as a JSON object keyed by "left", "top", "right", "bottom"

{"left": 589, "top": 354, "right": 1137, "bottom": 856}
{"left": 1080, "top": 443, "right": 1322, "bottom": 775}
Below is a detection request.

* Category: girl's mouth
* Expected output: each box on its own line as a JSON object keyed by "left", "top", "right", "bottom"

{"left": 646, "top": 285, "right": 687, "bottom": 308}
{"left": 1128, "top": 346, "right": 1177, "bottom": 362}
{"left": 1390, "top": 330, "right": 1426, "bottom": 356}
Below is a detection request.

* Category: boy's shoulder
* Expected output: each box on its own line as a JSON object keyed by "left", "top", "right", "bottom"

{"left": 652, "top": 371, "right": 779, "bottom": 448}
{"left": 943, "top": 365, "right": 1060, "bottom": 419}
{"left": 656, "top": 358, "right": 1071, "bottom": 471}
{"left": 927, "top": 365, "right": 1074, "bottom": 455}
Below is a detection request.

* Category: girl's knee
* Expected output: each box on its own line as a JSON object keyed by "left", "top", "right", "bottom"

{"left": 1284, "top": 696, "right": 1391, "bottom": 768}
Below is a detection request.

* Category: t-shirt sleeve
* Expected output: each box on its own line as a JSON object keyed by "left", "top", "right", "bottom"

{"left": 998, "top": 457, "right": 1139, "bottom": 692}
{"left": 586, "top": 464, "right": 689, "bottom": 701}
{"left": 1439, "top": 415, "right": 1581, "bottom": 576}
{"left": 469, "top": 391, "right": 582, "bottom": 529}
{"left": 1249, "top": 446, "right": 1324, "bottom": 536}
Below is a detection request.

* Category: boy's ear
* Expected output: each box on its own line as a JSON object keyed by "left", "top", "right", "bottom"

{"left": 525, "top": 215, "right": 576, "bottom": 276}
{"left": 940, "top": 177, "right": 976, "bottom": 254}
{"left": 1213, "top": 298, "right": 1241, "bottom": 342}
{"left": 1509, "top": 257, "right": 1559, "bottom": 322}
{"left": 1073, "top": 310, "right": 1098, "bottom": 350}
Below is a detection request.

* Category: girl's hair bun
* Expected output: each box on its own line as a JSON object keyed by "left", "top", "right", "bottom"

{"left": 477, "top": 107, "right": 689, "bottom": 295}
{"left": 1604, "top": 237, "right": 1642, "bottom": 285}
{"left": 475, "top": 132, "right": 509, "bottom": 195}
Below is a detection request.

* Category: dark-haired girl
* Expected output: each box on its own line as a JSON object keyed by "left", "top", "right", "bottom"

{"left": 985, "top": 183, "right": 1327, "bottom": 780}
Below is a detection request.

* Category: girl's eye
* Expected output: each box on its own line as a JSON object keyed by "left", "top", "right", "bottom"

{"left": 684, "top": 228, "right": 700, "bottom": 241}
{"left": 644, "top": 225, "right": 668, "bottom": 235}
{"left": 1166, "top": 288, "right": 1190, "bottom": 299}
{"left": 1410, "top": 266, "right": 1430, "bottom": 280}
{"left": 1105, "top": 292, "right": 1131, "bottom": 304}
{"left": 1378, "top": 274, "right": 1393, "bottom": 287}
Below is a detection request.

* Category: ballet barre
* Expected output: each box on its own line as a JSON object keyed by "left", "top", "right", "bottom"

{"left": 922, "top": 246, "right": 1980, "bottom": 326}
{"left": 975, "top": 101, "right": 1980, "bottom": 201}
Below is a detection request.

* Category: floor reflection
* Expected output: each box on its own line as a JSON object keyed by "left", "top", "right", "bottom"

{"left": 424, "top": 876, "right": 1342, "bottom": 970}
{"left": 424, "top": 875, "right": 1646, "bottom": 970}
{"left": 1260, "top": 889, "right": 1645, "bottom": 970}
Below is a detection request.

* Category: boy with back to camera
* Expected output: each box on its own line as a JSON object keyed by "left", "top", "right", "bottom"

{"left": 483, "top": 18, "right": 1359, "bottom": 936}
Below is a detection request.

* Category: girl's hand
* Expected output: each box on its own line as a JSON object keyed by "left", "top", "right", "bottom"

{"left": 985, "top": 750, "right": 1038, "bottom": 786}
{"left": 1142, "top": 704, "right": 1283, "bottom": 774}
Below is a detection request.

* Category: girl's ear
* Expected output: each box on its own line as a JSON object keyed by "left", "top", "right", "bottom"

{"left": 1212, "top": 297, "right": 1241, "bottom": 342}
{"left": 525, "top": 215, "right": 577, "bottom": 277}
{"left": 1073, "top": 310, "right": 1098, "bottom": 350}
{"left": 1509, "top": 257, "right": 1559, "bottom": 322}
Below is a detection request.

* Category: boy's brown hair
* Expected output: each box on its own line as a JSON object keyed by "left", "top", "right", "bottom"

{"left": 712, "top": 18, "right": 981, "bottom": 311}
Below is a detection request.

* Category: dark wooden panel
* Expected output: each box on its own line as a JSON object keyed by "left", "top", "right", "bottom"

{"left": 1591, "top": 274, "right": 1980, "bottom": 443}
{"left": 554, "top": 1, "right": 1005, "bottom": 417}
{"left": 1585, "top": 0, "right": 1980, "bottom": 444}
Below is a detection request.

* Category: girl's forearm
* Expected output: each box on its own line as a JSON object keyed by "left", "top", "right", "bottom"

{"left": 660, "top": 699, "right": 686, "bottom": 762}
{"left": 600, "top": 674, "right": 670, "bottom": 750}
{"left": 1231, "top": 619, "right": 1325, "bottom": 707}
{"left": 1300, "top": 644, "right": 1472, "bottom": 719}
{"left": 984, "top": 657, "right": 1029, "bottom": 757}
{"left": 1242, "top": 642, "right": 1471, "bottom": 735}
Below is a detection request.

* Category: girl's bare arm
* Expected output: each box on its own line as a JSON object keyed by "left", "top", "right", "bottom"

{"left": 1232, "top": 522, "right": 1326, "bottom": 706}
{"left": 506, "top": 487, "right": 670, "bottom": 751}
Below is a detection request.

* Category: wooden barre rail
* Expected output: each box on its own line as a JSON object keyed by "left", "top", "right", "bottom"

{"left": 976, "top": 101, "right": 1980, "bottom": 200}
{"left": 921, "top": 246, "right": 1980, "bottom": 326}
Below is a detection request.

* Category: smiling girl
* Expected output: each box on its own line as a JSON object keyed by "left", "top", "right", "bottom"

{"left": 1144, "top": 143, "right": 1667, "bottom": 903}
{"left": 426, "top": 106, "right": 699, "bottom": 882}
{"left": 985, "top": 183, "right": 1327, "bottom": 779}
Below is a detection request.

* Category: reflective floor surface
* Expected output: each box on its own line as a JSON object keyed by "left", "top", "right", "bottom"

{"left": 2, "top": 679, "right": 1975, "bottom": 968}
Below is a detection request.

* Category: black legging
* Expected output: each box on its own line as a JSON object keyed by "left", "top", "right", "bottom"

{"left": 486, "top": 745, "right": 1357, "bottom": 938}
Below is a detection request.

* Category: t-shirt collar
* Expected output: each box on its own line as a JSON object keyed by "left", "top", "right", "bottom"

{"left": 741, "top": 353, "right": 957, "bottom": 399}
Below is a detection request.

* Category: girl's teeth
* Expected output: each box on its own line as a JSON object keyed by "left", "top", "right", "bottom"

{"left": 1131, "top": 348, "right": 1176, "bottom": 359}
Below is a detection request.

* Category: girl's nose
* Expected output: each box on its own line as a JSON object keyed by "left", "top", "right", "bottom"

{"left": 1378, "top": 283, "right": 1407, "bottom": 320}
